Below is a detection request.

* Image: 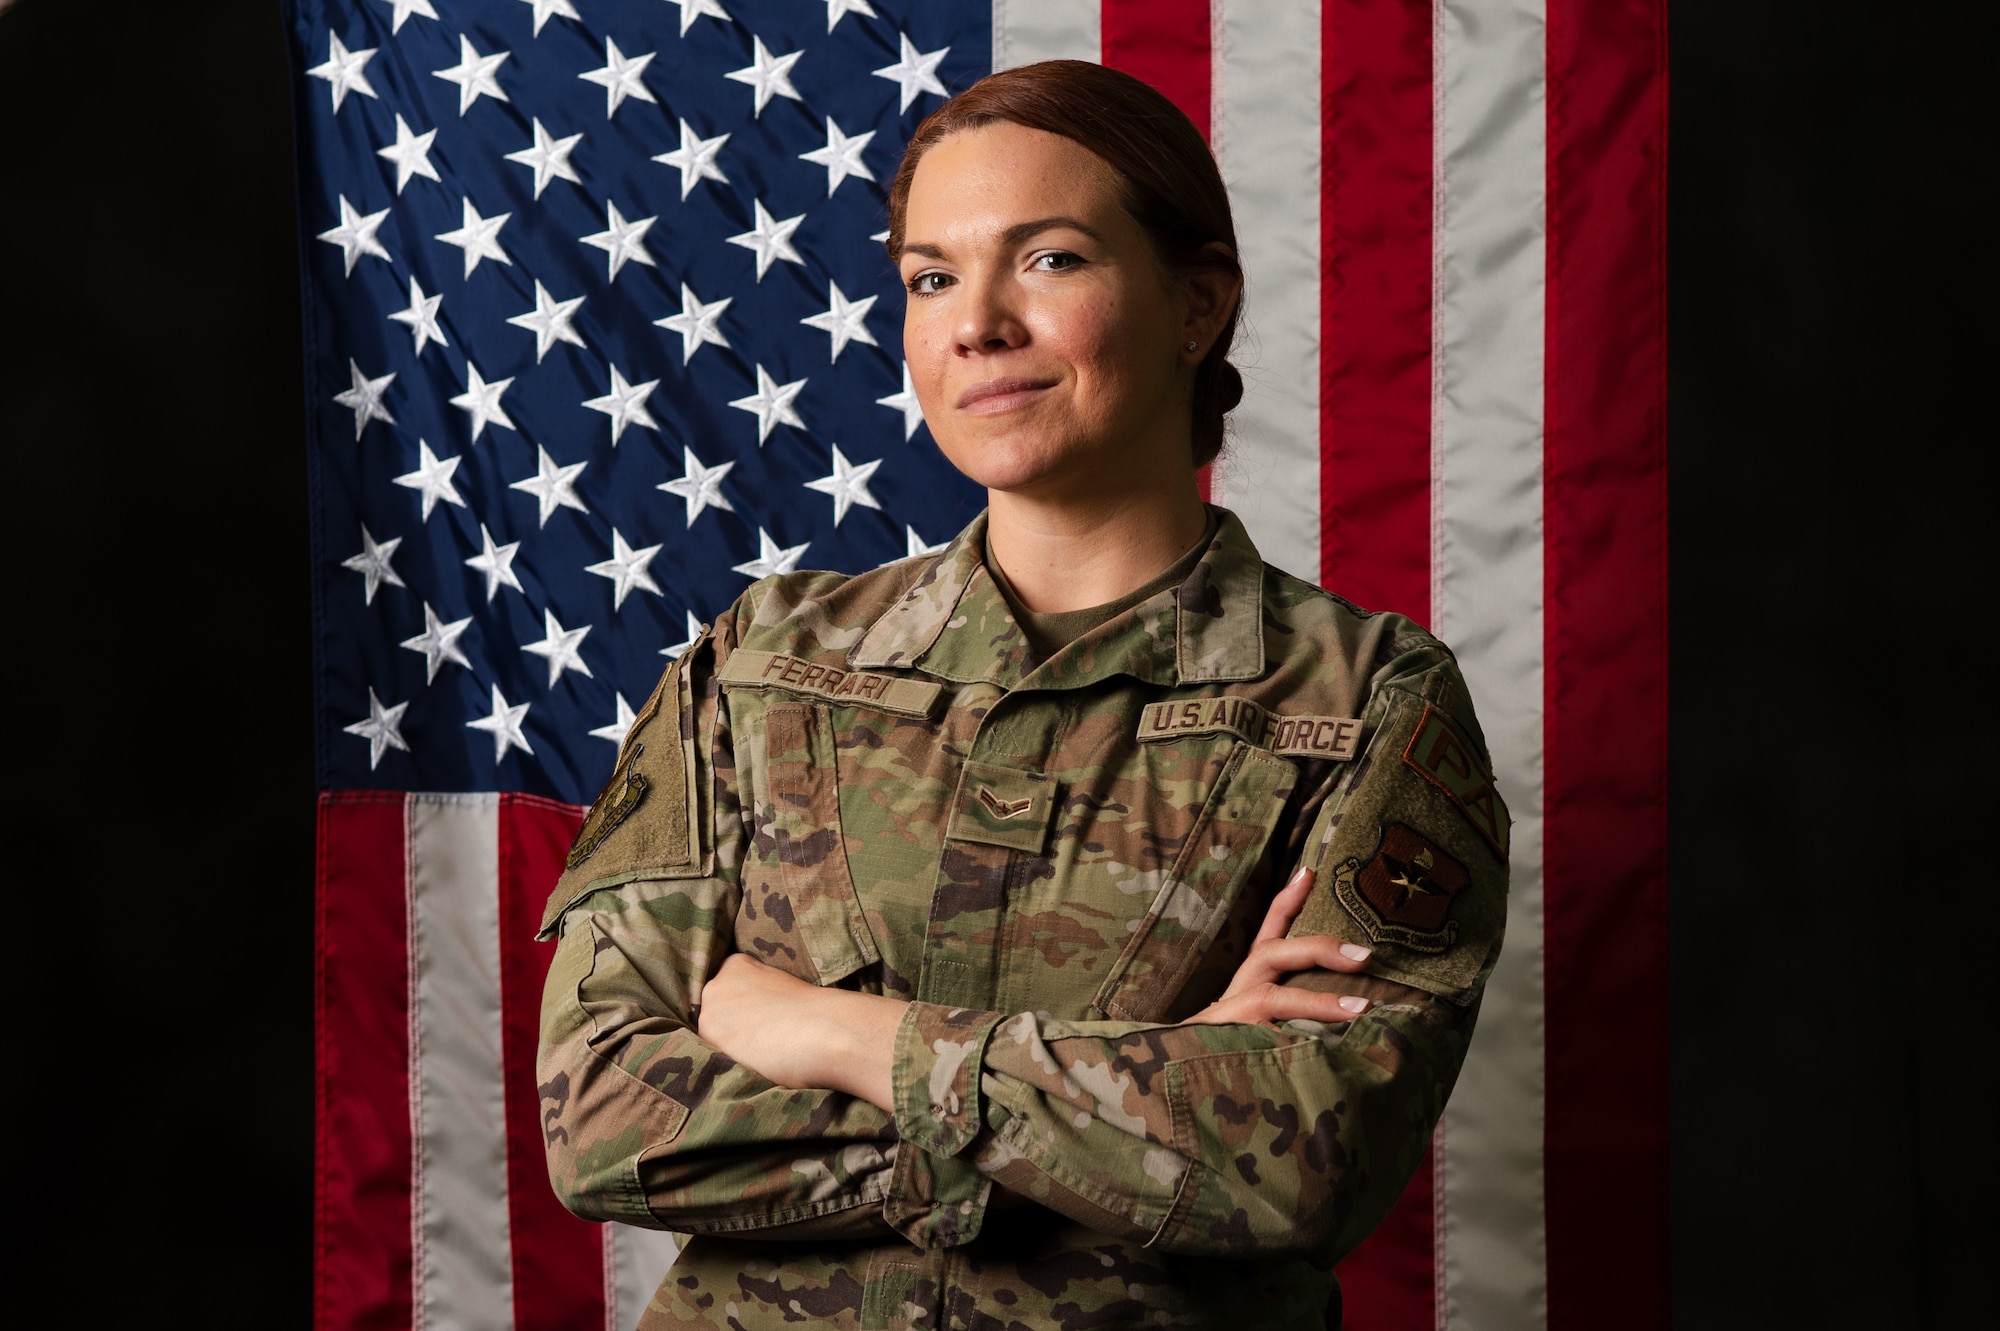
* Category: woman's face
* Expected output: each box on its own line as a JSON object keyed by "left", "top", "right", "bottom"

{"left": 897, "top": 121, "right": 1202, "bottom": 500}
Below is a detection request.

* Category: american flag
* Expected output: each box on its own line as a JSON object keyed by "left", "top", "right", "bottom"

{"left": 297, "top": 3, "right": 1667, "bottom": 1329}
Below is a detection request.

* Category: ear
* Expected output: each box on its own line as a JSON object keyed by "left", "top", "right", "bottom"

{"left": 1180, "top": 242, "right": 1243, "bottom": 359}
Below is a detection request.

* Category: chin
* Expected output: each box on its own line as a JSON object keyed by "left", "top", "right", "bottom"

{"left": 935, "top": 428, "right": 1081, "bottom": 495}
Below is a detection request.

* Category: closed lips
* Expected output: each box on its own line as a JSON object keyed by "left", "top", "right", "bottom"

{"left": 957, "top": 378, "right": 1053, "bottom": 410}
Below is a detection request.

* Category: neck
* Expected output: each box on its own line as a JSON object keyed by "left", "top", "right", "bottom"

{"left": 984, "top": 479, "right": 1209, "bottom": 613}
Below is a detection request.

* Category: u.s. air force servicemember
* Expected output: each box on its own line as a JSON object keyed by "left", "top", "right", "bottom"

{"left": 535, "top": 59, "right": 1509, "bottom": 1330}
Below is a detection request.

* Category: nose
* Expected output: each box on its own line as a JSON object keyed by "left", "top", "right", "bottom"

{"left": 953, "top": 271, "right": 1027, "bottom": 355}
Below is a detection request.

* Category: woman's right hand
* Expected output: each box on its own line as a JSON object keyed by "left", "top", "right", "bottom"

{"left": 1188, "top": 864, "right": 1377, "bottom": 1027}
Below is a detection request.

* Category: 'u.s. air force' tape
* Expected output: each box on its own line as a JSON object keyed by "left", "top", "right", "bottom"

{"left": 716, "top": 649, "right": 942, "bottom": 718}
{"left": 1136, "top": 697, "right": 1363, "bottom": 761}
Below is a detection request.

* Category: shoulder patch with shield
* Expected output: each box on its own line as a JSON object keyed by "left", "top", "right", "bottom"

{"left": 1290, "top": 683, "right": 1510, "bottom": 997}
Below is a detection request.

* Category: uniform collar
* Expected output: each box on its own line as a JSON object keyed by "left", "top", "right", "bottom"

{"left": 849, "top": 506, "right": 1267, "bottom": 689}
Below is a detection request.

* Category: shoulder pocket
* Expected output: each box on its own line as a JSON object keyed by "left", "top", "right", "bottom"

{"left": 1091, "top": 743, "right": 1298, "bottom": 1021}
{"left": 538, "top": 645, "right": 709, "bottom": 938}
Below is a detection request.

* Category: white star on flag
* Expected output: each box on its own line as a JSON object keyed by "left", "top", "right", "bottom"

{"left": 653, "top": 120, "right": 731, "bottom": 200}
{"left": 799, "top": 117, "right": 876, "bottom": 196}
{"left": 341, "top": 525, "right": 405, "bottom": 604}
{"left": 467, "top": 683, "right": 534, "bottom": 762}
{"left": 582, "top": 365, "right": 659, "bottom": 445}
{"left": 728, "top": 364, "right": 807, "bottom": 444}
{"left": 507, "top": 281, "right": 586, "bottom": 361}
{"left": 801, "top": 281, "right": 879, "bottom": 362}
{"left": 660, "top": 610, "right": 703, "bottom": 659}
{"left": 824, "top": 0, "right": 878, "bottom": 31}
{"left": 904, "top": 525, "right": 950, "bottom": 559}
{"left": 344, "top": 688, "right": 410, "bottom": 770}
{"left": 436, "top": 197, "right": 513, "bottom": 278}
{"left": 465, "top": 522, "right": 525, "bottom": 601}
{"left": 308, "top": 34, "right": 378, "bottom": 113}
{"left": 523, "top": 608, "right": 594, "bottom": 686}
{"left": 732, "top": 528, "right": 810, "bottom": 580}
{"left": 664, "top": 0, "right": 733, "bottom": 38}
{"left": 375, "top": 0, "right": 437, "bottom": 34}
{"left": 509, "top": 445, "right": 589, "bottom": 527}
{"left": 377, "top": 115, "right": 440, "bottom": 194}
{"left": 450, "top": 362, "right": 516, "bottom": 440}
{"left": 873, "top": 33, "right": 949, "bottom": 112}
{"left": 654, "top": 283, "right": 731, "bottom": 364}
{"left": 803, "top": 444, "right": 883, "bottom": 525}
{"left": 334, "top": 359, "right": 395, "bottom": 439}
{"left": 392, "top": 440, "right": 465, "bottom": 520}
{"left": 581, "top": 201, "right": 658, "bottom": 281}
{"left": 588, "top": 693, "right": 639, "bottom": 746}
{"left": 318, "top": 196, "right": 391, "bottom": 276}
{"left": 433, "top": 36, "right": 510, "bottom": 116}
{"left": 587, "top": 529, "right": 663, "bottom": 610}
{"left": 579, "top": 37, "right": 658, "bottom": 118}
{"left": 400, "top": 602, "right": 474, "bottom": 682}
{"left": 657, "top": 447, "right": 735, "bottom": 526}
{"left": 519, "top": 0, "right": 580, "bottom": 36}
{"left": 504, "top": 119, "right": 583, "bottom": 199}
{"left": 388, "top": 276, "right": 448, "bottom": 357}
{"left": 725, "top": 36, "right": 803, "bottom": 117}
{"left": 876, "top": 362, "right": 925, "bottom": 440}
{"left": 725, "top": 199, "right": 804, "bottom": 281}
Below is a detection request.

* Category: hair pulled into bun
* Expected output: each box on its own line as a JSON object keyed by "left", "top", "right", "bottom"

{"left": 887, "top": 60, "right": 1245, "bottom": 470}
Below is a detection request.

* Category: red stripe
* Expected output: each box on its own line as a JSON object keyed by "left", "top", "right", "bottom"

{"left": 1099, "top": 0, "right": 1215, "bottom": 500}
{"left": 1336, "top": 1142, "right": 1437, "bottom": 1330}
{"left": 499, "top": 794, "right": 604, "bottom": 1330}
{"left": 316, "top": 793, "right": 414, "bottom": 1331}
{"left": 1542, "top": 0, "right": 1671, "bottom": 1327}
{"left": 1321, "top": 2, "right": 1440, "bottom": 1325}
{"left": 1317, "top": 0, "right": 1436, "bottom": 626}
{"left": 1100, "top": 0, "right": 1212, "bottom": 138}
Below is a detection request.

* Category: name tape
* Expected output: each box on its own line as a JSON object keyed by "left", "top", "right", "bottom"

{"left": 1137, "top": 697, "right": 1363, "bottom": 761}
{"left": 717, "top": 650, "right": 942, "bottom": 718}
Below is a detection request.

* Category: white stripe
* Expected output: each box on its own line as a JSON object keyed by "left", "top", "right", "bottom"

{"left": 1214, "top": 0, "right": 1321, "bottom": 585}
{"left": 991, "top": 0, "right": 1100, "bottom": 69}
{"left": 609, "top": 1225, "right": 683, "bottom": 1331}
{"left": 1430, "top": 0, "right": 1550, "bottom": 1327}
{"left": 408, "top": 794, "right": 515, "bottom": 1331}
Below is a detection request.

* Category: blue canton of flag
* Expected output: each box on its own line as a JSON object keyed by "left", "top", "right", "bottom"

{"left": 295, "top": 0, "right": 990, "bottom": 805}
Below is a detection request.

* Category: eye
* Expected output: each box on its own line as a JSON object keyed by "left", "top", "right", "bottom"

{"left": 1031, "top": 250, "right": 1084, "bottom": 273}
{"left": 905, "top": 270, "right": 954, "bottom": 297}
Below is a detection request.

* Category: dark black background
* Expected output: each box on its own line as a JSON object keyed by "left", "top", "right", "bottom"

{"left": 0, "top": 1, "right": 1982, "bottom": 1325}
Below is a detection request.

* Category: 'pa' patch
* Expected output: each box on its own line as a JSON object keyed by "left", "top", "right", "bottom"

{"left": 1333, "top": 822, "right": 1471, "bottom": 954}
{"left": 1401, "top": 706, "right": 1508, "bottom": 857}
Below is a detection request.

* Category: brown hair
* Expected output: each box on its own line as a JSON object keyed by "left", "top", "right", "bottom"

{"left": 886, "top": 60, "right": 1244, "bottom": 469}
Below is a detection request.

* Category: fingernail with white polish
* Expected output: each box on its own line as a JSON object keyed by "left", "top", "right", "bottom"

{"left": 1338, "top": 943, "right": 1372, "bottom": 962}
{"left": 1339, "top": 995, "right": 1369, "bottom": 1014}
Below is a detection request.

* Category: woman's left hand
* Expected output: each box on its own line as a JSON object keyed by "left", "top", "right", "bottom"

{"left": 1189, "top": 864, "right": 1378, "bottom": 1028}
{"left": 697, "top": 952, "right": 904, "bottom": 1112}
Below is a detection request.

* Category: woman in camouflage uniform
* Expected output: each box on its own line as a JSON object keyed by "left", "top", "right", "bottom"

{"left": 537, "top": 61, "right": 1509, "bottom": 1330}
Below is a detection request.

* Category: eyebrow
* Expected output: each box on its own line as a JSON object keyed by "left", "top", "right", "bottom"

{"left": 898, "top": 215, "right": 1105, "bottom": 261}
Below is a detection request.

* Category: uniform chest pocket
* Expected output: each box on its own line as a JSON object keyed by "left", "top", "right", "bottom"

{"left": 750, "top": 702, "right": 881, "bottom": 985}
{"left": 1090, "top": 743, "right": 1298, "bottom": 1022}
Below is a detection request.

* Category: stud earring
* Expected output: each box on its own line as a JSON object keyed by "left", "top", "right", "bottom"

{"left": 1185, "top": 340, "right": 1198, "bottom": 352}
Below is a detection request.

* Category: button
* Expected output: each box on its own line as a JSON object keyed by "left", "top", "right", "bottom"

{"left": 930, "top": 1103, "right": 947, "bottom": 1119}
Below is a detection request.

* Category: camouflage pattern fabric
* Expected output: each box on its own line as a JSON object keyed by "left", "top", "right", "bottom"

{"left": 537, "top": 508, "right": 1509, "bottom": 1330}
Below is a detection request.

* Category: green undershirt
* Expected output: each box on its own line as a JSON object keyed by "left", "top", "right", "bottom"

{"left": 987, "top": 512, "right": 1217, "bottom": 664}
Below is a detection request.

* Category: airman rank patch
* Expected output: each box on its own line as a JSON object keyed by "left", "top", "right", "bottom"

{"left": 1333, "top": 823, "right": 1471, "bottom": 953}
{"left": 1137, "top": 697, "right": 1363, "bottom": 761}
{"left": 1402, "top": 706, "right": 1509, "bottom": 856}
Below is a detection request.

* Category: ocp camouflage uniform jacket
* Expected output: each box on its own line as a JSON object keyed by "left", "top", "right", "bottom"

{"left": 537, "top": 507, "right": 1510, "bottom": 1330}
